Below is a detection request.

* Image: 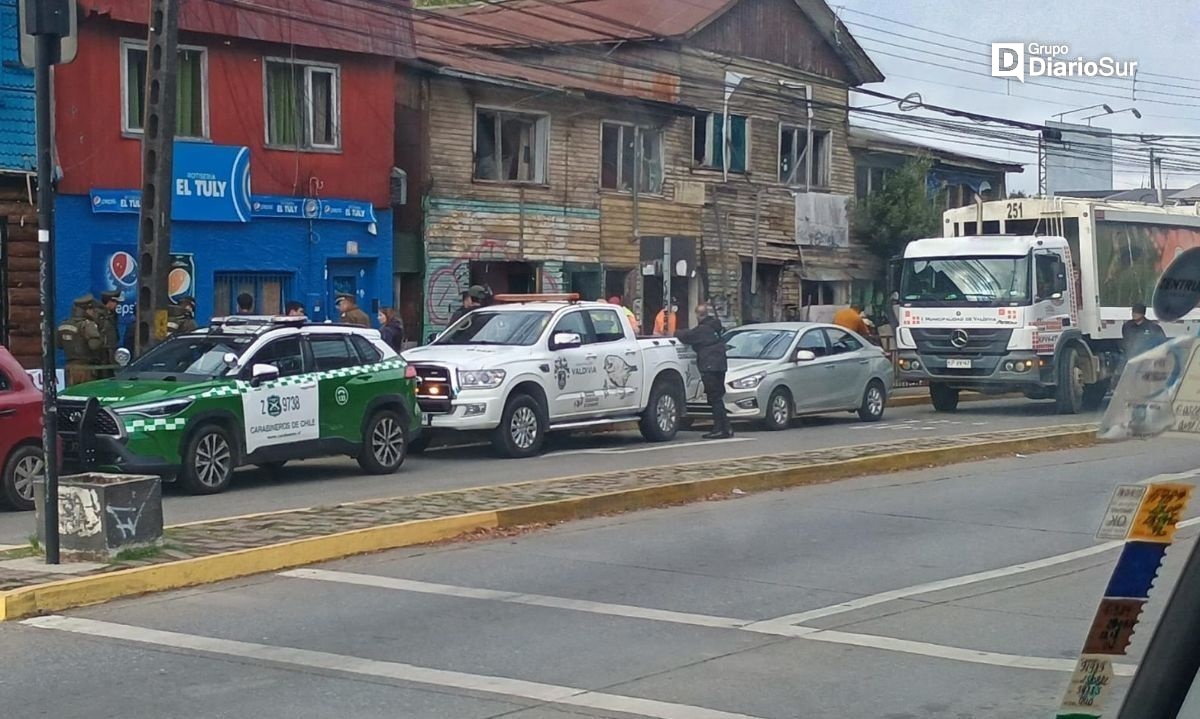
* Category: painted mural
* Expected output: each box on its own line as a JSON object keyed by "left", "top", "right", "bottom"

{"left": 1096, "top": 222, "right": 1200, "bottom": 307}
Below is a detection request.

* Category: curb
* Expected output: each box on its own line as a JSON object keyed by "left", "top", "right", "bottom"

{"left": 0, "top": 427, "right": 1097, "bottom": 621}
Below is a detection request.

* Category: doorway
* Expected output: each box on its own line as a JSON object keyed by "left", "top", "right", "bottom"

{"left": 327, "top": 258, "right": 377, "bottom": 322}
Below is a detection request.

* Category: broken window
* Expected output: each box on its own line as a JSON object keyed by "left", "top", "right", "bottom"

{"left": 779, "top": 126, "right": 831, "bottom": 187}
{"left": 693, "top": 112, "right": 748, "bottom": 172}
{"left": 474, "top": 109, "right": 549, "bottom": 183}
{"left": 601, "top": 123, "right": 663, "bottom": 193}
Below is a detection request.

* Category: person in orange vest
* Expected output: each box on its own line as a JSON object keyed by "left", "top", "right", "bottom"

{"left": 653, "top": 299, "right": 679, "bottom": 336}
{"left": 832, "top": 303, "right": 873, "bottom": 336}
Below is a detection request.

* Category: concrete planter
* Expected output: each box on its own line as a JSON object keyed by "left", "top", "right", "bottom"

{"left": 34, "top": 473, "right": 163, "bottom": 561}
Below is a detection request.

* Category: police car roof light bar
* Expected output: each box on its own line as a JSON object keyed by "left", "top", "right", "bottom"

{"left": 492, "top": 293, "right": 581, "bottom": 304}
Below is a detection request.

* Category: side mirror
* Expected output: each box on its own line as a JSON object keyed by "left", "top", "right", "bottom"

{"left": 114, "top": 348, "right": 131, "bottom": 367}
{"left": 551, "top": 332, "right": 583, "bottom": 350}
{"left": 222, "top": 352, "right": 239, "bottom": 369}
{"left": 251, "top": 363, "right": 280, "bottom": 386}
{"left": 794, "top": 350, "right": 817, "bottom": 362}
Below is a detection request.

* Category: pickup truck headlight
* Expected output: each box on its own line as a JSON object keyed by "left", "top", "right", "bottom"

{"left": 728, "top": 372, "right": 765, "bottom": 390}
{"left": 457, "top": 369, "right": 507, "bottom": 389}
{"left": 114, "top": 398, "right": 194, "bottom": 418}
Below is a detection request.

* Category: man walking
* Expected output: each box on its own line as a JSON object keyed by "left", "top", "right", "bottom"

{"left": 676, "top": 303, "right": 732, "bottom": 439}
{"left": 336, "top": 292, "right": 371, "bottom": 327}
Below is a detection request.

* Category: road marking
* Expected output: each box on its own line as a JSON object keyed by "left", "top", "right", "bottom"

{"left": 24, "top": 615, "right": 764, "bottom": 719}
{"left": 545, "top": 437, "right": 755, "bottom": 456}
{"left": 278, "top": 568, "right": 1136, "bottom": 676}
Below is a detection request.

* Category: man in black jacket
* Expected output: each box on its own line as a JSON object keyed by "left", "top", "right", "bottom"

{"left": 676, "top": 304, "right": 732, "bottom": 439}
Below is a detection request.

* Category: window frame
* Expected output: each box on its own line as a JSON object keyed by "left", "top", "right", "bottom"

{"left": 550, "top": 310, "right": 596, "bottom": 345}
{"left": 823, "top": 328, "right": 863, "bottom": 355}
{"left": 585, "top": 308, "right": 628, "bottom": 344}
{"left": 692, "top": 111, "right": 750, "bottom": 173}
{"left": 797, "top": 329, "right": 829, "bottom": 357}
{"left": 263, "top": 56, "right": 343, "bottom": 152}
{"left": 120, "top": 38, "right": 210, "bottom": 139}
{"left": 306, "top": 333, "right": 360, "bottom": 371}
{"left": 472, "top": 105, "right": 551, "bottom": 185}
{"left": 778, "top": 124, "right": 831, "bottom": 188}
{"left": 599, "top": 120, "right": 665, "bottom": 195}
{"left": 245, "top": 336, "right": 307, "bottom": 378}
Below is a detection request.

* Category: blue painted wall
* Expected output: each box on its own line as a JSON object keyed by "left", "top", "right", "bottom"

{"left": 54, "top": 194, "right": 393, "bottom": 347}
{"left": 0, "top": 0, "right": 35, "bottom": 171}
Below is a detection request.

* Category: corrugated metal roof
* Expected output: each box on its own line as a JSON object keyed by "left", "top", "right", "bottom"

{"left": 80, "top": 0, "right": 415, "bottom": 58}
{"left": 0, "top": 0, "right": 34, "bottom": 172}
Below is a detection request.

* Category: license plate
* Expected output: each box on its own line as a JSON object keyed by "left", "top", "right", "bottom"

{"left": 946, "top": 358, "right": 972, "bottom": 369}
{"left": 423, "top": 413, "right": 434, "bottom": 427}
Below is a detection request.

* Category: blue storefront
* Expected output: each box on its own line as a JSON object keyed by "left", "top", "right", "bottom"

{"left": 54, "top": 142, "right": 392, "bottom": 342}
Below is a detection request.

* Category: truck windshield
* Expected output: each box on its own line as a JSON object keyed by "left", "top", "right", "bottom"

{"left": 899, "top": 256, "right": 1031, "bottom": 305}
{"left": 435, "top": 310, "right": 552, "bottom": 346}
{"left": 724, "top": 329, "right": 797, "bottom": 360}
{"left": 119, "top": 335, "right": 254, "bottom": 380}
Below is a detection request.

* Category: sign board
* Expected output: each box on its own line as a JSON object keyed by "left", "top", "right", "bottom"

{"left": 1129, "top": 483, "right": 1193, "bottom": 543}
{"left": 1096, "top": 485, "right": 1146, "bottom": 540}
{"left": 1098, "top": 334, "right": 1194, "bottom": 440}
{"left": 172, "top": 143, "right": 253, "bottom": 223}
{"left": 18, "top": 0, "right": 77, "bottom": 67}
{"left": 25, "top": 369, "right": 66, "bottom": 392}
{"left": 1153, "top": 246, "right": 1200, "bottom": 322}
{"left": 1081, "top": 598, "right": 1145, "bottom": 655}
{"left": 93, "top": 244, "right": 197, "bottom": 342}
{"left": 241, "top": 382, "right": 319, "bottom": 453}
{"left": 1058, "top": 655, "right": 1116, "bottom": 714}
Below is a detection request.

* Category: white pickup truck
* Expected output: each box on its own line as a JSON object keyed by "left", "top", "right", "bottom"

{"left": 402, "top": 299, "right": 703, "bottom": 458}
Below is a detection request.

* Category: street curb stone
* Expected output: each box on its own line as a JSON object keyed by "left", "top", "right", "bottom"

{"left": 0, "top": 423, "right": 1098, "bottom": 620}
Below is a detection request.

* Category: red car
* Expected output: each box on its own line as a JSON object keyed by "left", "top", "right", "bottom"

{"left": 0, "top": 346, "right": 43, "bottom": 510}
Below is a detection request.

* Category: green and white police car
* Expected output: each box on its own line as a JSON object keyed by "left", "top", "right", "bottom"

{"left": 57, "top": 316, "right": 420, "bottom": 494}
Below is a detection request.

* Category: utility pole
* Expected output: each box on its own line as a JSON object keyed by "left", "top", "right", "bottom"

{"left": 1150, "top": 146, "right": 1157, "bottom": 189}
{"left": 25, "top": 0, "right": 74, "bottom": 565}
{"left": 135, "top": 0, "right": 180, "bottom": 355}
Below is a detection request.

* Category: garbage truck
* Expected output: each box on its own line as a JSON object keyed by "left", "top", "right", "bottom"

{"left": 894, "top": 197, "right": 1200, "bottom": 413}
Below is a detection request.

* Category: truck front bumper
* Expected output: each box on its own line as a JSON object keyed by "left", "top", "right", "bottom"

{"left": 420, "top": 390, "right": 507, "bottom": 431}
{"left": 60, "top": 431, "right": 179, "bottom": 477}
{"left": 896, "top": 350, "right": 1051, "bottom": 387}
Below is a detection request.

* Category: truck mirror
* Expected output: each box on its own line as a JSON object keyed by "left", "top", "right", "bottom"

{"left": 551, "top": 332, "right": 583, "bottom": 350}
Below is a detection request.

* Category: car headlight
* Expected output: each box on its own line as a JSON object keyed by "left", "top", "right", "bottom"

{"left": 728, "top": 372, "right": 765, "bottom": 390}
{"left": 114, "top": 398, "right": 194, "bottom": 418}
{"left": 457, "top": 369, "right": 507, "bottom": 389}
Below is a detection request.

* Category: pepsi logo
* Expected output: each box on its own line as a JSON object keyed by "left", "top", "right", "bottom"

{"left": 108, "top": 251, "right": 137, "bottom": 286}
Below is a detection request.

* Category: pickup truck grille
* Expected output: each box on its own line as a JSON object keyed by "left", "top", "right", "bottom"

{"left": 56, "top": 399, "right": 122, "bottom": 436}
{"left": 911, "top": 328, "right": 1012, "bottom": 356}
{"left": 412, "top": 363, "right": 454, "bottom": 413}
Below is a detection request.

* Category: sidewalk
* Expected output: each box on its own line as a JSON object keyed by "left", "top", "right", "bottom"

{"left": 0, "top": 422, "right": 1098, "bottom": 617}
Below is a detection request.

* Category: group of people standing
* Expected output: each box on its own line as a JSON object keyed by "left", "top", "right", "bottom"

{"left": 57, "top": 291, "right": 123, "bottom": 385}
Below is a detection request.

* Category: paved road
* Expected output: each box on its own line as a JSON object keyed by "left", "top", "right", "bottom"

{"left": 5, "top": 436, "right": 1200, "bottom": 717}
{"left": 0, "top": 397, "right": 1102, "bottom": 546}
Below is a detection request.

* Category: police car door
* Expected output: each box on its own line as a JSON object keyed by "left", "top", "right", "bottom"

{"left": 305, "top": 333, "right": 362, "bottom": 442}
{"left": 240, "top": 335, "right": 318, "bottom": 458}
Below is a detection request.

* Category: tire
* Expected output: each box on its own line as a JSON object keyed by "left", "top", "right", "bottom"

{"left": 179, "top": 424, "right": 236, "bottom": 495}
{"left": 2, "top": 444, "right": 43, "bottom": 511}
{"left": 492, "top": 394, "right": 547, "bottom": 458}
{"left": 930, "top": 383, "right": 960, "bottom": 412}
{"left": 1081, "top": 378, "right": 1111, "bottom": 412}
{"left": 1055, "top": 345, "right": 1085, "bottom": 415}
{"left": 408, "top": 434, "right": 431, "bottom": 455}
{"left": 640, "top": 380, "right": 683, "bottom": 442}
{"left": 357, "top": 409, "right": 409, "bottom": 474}
{"left": 858, "top": 380, "right": 887, "bottom": 422}
{"left": 761, "top": 387, "right": 792, "bottom": 431}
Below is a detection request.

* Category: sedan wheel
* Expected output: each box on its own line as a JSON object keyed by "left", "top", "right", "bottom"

{"left": 762, "top": 388, "right": 792, "bottom": 431}
{"left": 858, "top": 381, "right": 886, "bottom": 422}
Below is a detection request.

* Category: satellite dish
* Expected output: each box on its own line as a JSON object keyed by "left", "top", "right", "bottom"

{"left": 898, "top": 92, "right": 923, "bottom": 112}
{"left": 1153, "top": 247, "right": 1200, "bottom": 321}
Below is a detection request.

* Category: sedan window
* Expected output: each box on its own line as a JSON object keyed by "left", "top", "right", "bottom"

{"left": 825, "top": 329, "right": 863, "bottom": 356}
{"left": 797, "top": 330, "right": 829, "bottom": 357}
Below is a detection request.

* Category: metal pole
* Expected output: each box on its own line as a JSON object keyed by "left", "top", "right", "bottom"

{"left": 663, "top": 237, "right": 671, "bottom": 332}
{"left": 34, "top": 31, "right": 59, "bottom": 564}
{"left": 1150, "top": 147, "right": 1157, "bottom": 189}
{"left": 1115, "top": 538, "right": 1200, "bottom": 718}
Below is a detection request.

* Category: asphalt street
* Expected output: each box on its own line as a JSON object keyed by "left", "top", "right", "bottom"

{"left": 0, "top": 397, "right": 1103, "bottom": 546}
{"left": 6, "top": 436, "right": 1200, "bottom": 717}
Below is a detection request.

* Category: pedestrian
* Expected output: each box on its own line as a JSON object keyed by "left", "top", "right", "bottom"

{"left": 336, "top": 292, "right": 370, "bottom": 327}
{"left": 166, "top": 296, "right": 198, "bottom": 336}
{"left": 1123, "top": 302, "right": 1166, "bottom": 358}
{"left": 449, "top": 285, "right": 490, "bottom": 324}
{"left": 608, "top": 295, "right": 639, "bottom": 335}
{"left": 57, "top": 294, "right": 103, "bottom": 386}
{"left": 675, "top": 303, "right": 732, "bottom": 439}
{"left": 378, "top": 307, "right": 405, "bottom": 353}
{"left": 833, "top": 303, "right": 873, "bottom": 336}
{"left": 653, "top": 298, "right": 679, "bottom": 336}
{"left": 236, "top": 292, "right": 254, "bottom": 315}
{"left": 285, "top": 301, "right": 306, "bottom": 317}
{"left": 96, "top": 290, "right": 121, "bottom": 377}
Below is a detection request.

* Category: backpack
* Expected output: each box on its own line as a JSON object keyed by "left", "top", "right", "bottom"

{"left": 56, "top": 318, "right": 87, "bottom": 360}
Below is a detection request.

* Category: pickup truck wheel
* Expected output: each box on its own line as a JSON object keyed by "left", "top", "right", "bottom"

{"left": 640, "top": 381, "right": 682, "bottom": 442}
{"left": 357, "top": 410, "right": 408, "bottom": 474}
{"left": 1055, "top": 346, "right": 1085, "bottom": 414}
{"left": 180, "top": 424, "right": 235, "bottom": 495}
{"left": 1081, "top": 378, "right": 1110, "bottom": 412}
{"left": 930, "top": 383, "right": 959, "bottom": 412}
{"left": 761, "top": 388, "right": 792, "bottom": 431}
{"left": 493, "top": 394, "right": 547, "bottom": 458}
{"left": 2, "top": 444, "right": 42, "bottom": 511}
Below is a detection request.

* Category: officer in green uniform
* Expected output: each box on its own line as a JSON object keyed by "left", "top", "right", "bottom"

{"left": 95, "top": 290, "right": 122, "bottom": 377}
{"left": 166, "top": 296, "right": 199, "bottom": 336}
{"left": 57, "top": 294, "right": 104, "bottom": 386}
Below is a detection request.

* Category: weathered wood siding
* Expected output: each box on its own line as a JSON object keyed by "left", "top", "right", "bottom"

{"left": 0, "top": 182, "right": 38, "bottom": 367}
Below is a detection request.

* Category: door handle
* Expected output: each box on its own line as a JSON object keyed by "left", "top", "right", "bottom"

{"left": 299, "top": 382, "right": 317, "bottom": 389}
{"left": 585, "top": 354, "right": 598, "bottom": 360}
{"left": 0, "top": 408, "right": 14, "bottom": 418}
{"left": 624, "top": 350, "right": 637, "bottom": 355}
{"left": 858, "top": 360, "right": 869, "bottom": 365}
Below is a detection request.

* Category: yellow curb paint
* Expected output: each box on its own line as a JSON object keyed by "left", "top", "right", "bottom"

{"left": 0, "top": 429, "right": 1096, "bottom": 622}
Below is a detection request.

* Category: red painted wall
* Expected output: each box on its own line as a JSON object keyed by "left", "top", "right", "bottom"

{"left": 54, "top": 18, "right": 395, "bottom": 205}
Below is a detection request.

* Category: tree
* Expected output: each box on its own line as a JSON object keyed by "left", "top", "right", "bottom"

{"left": 852, "top": 156, "right": 943, "bottom": 261}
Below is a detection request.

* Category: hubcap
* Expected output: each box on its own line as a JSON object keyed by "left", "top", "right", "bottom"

{"left": 510, "top": 406, "right": 539, "bottom": 449}
{"left": 867, "top": 386, "right": 884, "bottom": 416}
{"left": 195, "top": 433, "right": 232, "bottom": 488}
{"left": 372, "top": 416, "right": 405, "bottom": 467}
{"left": 772, "top": 394, "right": 789, "bottom": 425}
{"left": 13, "top": 452, "right": 44, "bottom": 501}
{"left": 656, "top": 393, "right": 678, "bottom": 433}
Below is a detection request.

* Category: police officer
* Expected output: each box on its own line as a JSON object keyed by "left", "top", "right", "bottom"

{"left": 166, "top": 296, "right": 199, "bottom": 336}
{"left": 95, "top": 291, "right": 122, "bottom": 377}
{"left": 57, "top": 294, "right": 104, "bottom": 386}
{"left": 336, "top": 292, "right": 371, "bottom": 327}
{"left": 449, "top": 285, "right": 490, "bottom": 325}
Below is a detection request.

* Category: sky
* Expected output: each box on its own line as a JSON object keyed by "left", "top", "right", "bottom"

{"left": 836, "top": 0, "right": 1200, "bottom": 193}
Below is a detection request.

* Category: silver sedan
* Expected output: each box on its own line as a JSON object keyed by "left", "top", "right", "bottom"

{"left": 696, "top": 322, "right": 894, "bottom": 430}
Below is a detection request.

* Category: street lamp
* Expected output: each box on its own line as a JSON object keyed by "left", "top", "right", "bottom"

{"left": 1082, "top": 106, "right": 1141, "bottom": 124}
{"left": 1052, "top": 103, "right": 1113, "bottom": 121}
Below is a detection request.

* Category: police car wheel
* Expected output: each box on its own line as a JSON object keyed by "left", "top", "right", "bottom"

{"left": 2, "top": 444, "right": 43, "bottom": 511}
{"left": 180, "top": 425, "right": 236, "bottom": 495}
{"left": 358, "top": 409, "right": 408, "bottom": 474}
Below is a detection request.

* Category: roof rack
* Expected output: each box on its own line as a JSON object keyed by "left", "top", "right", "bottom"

{"left": 206, "top": 315, "right": 307, "bottom": 333}
{"left": 491, "top": 293, "right": 581, "bottom": 304}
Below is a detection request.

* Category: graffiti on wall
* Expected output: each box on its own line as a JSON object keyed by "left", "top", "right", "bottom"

{"left": 425, "top": 240, "right": 519, "bottom": 326}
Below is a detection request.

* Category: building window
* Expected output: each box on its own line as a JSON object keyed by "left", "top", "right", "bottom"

{"left": 693, "top": 112, "right": 748, "bottom": 172}
{"left": 474, "top": 108, "right": 549, "bottom": 183}
{"left": 855, "top": 166, "right": 891, "bottom": 200}
{"left": 265, "top": 59, "right": 340, "bottom": 150}
{"left": 213, "top": 272, "right": 293, "bottom": 317}
{"left": 600, "top": 122, "right": 663, "bottom": 193}
{"left": 779, "top": 126, "right": 830, "bottom": 187}
{"left": 122, "top": 40, "right": 208, "bottom": 138}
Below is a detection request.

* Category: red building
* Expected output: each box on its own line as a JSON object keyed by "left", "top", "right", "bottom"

{"left": 49, "top": 0, "right": 413, "bottom": 335}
